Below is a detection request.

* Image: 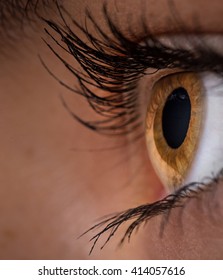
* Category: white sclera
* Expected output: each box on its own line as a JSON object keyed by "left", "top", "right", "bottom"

{"left": 185, "top": 73, "right": 223, "bottom": 184}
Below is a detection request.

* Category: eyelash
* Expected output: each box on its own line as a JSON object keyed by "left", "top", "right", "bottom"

{"left": 81, "top": 168, "right": 223, "bottom": 254}
{"left": 41, "top": 3, "right": 223, "bottom": 253}
{"left": 42, "top": 4, "right": 223, "bottom": 136}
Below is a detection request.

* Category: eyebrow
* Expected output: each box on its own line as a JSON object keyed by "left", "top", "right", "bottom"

{"left": 0, "top": 0, "right": 58, "bottom": 32}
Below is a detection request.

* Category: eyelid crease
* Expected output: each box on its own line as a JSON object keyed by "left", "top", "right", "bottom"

{"left": 81, "top": 168, "right": 223, "bottom": 255}
{"left": 153, "top": 35, "right": 223, "bottom": 57}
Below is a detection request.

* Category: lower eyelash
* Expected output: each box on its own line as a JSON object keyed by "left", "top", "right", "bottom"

{"left": 81, "top": 168, "right": 223, "bottom": 254}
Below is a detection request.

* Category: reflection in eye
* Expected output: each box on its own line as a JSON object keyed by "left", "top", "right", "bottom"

{"left": 42, "top": 5, "right": 223, "bottom": 253}
{"left": 146, "top": 72, "right": 204, "bottom": 191}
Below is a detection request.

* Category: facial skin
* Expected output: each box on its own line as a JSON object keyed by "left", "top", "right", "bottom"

{"left": 0, "top": 0, "right": 223, "bottom": 259}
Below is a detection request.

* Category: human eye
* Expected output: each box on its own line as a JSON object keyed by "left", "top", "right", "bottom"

{"left": 40, "top": 2, "right": 223, "bottom": 257}
{"left": 146, "top": 71, "right": 223, "bottom": 190}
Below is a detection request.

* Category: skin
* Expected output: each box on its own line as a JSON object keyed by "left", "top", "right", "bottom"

{"left": 0, "top": 0, "right": 223, "bottom": 259}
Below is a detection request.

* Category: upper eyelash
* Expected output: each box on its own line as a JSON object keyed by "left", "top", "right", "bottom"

{"left": 41, "top": 4, "right": 223, "bottom": 253}
{"left": 42, "top": 3, "right": 223, "bottom": 136}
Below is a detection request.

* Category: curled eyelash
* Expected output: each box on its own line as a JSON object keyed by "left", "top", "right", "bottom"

{"left": 41, "top": 2, "right": 223, "bottom": 136}
{"left": 41, "top": 7, "right": 140, "bottom": 136}
{"left": 81, "top": 168, "right": 223, "bottom": 254}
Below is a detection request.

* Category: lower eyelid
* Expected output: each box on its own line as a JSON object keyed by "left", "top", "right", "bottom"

{"left": 83, "top": 166, "right": 223, "bottom": 255}
{"left": 120, "top": 177, "right": 223, "bottom": 259}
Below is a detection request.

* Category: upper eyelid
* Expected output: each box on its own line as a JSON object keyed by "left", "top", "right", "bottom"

{"left": 54, "top": 5, "right": 223, "bottom": 71}
{"left": 43, "top": 6, "right": 223, "bottom": 89}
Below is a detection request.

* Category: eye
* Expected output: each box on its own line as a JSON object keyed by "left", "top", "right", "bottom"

{"left": 146, "top": 71, "right": 223, "bottom": 192}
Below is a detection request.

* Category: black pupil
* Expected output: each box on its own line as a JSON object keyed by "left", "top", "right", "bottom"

{"left": 162, "top": 87, "right": 191, "bottom": 149}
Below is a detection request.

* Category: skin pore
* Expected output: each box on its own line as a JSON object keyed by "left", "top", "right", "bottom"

{"left": 1, "top": 0, "right": 223, "bottom": 259}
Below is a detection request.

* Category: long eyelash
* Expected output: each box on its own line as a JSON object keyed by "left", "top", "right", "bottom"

{"left": 42, "top": 15, "right": 142, "bottom": 135}
{"left": 80, "top": 168, "right": 223, "bottom": 254}
{"left": 42, "top": 3, "right": 223, "bottom": 136}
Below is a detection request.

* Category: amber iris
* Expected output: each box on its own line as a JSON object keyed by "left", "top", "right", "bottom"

{"left": 146, "top": 72, "right": 204, "bottom": 191}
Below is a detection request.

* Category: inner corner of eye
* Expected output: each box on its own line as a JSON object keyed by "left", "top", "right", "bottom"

{"left": 144, "top": 71, "right": 208, "bottom": 193}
